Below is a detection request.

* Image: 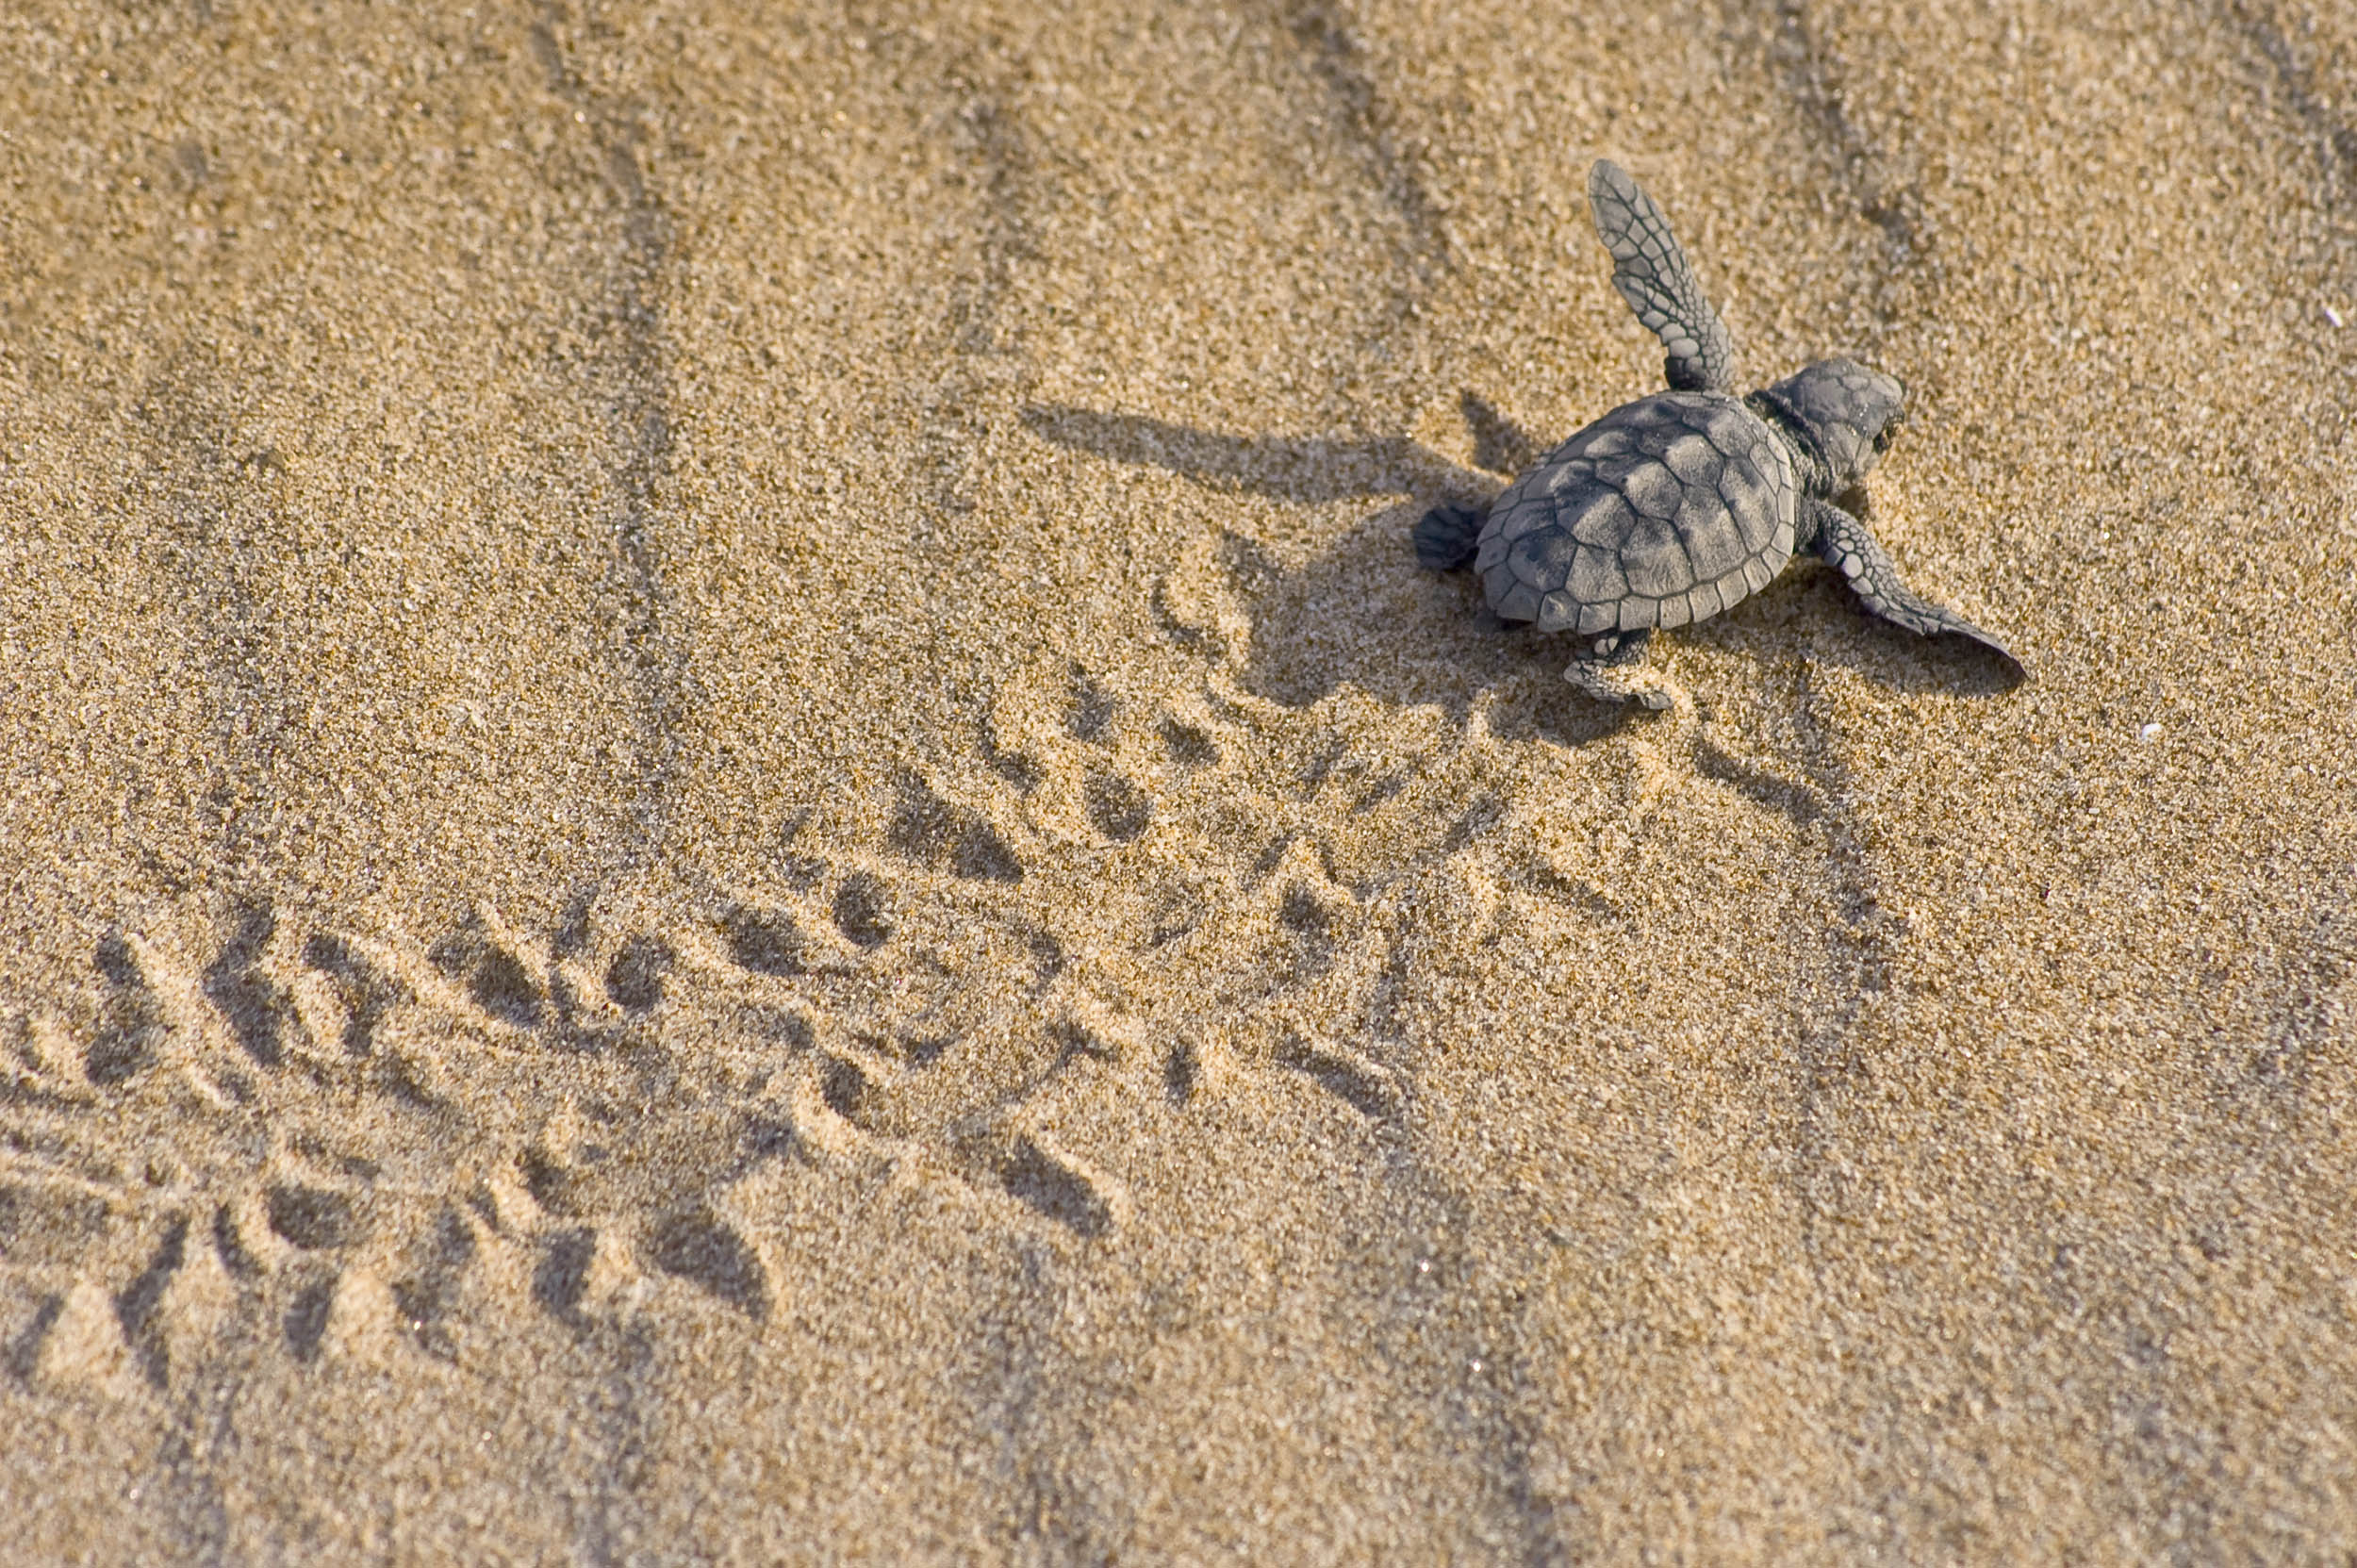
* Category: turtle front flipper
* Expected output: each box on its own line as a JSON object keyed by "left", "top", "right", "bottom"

{"left": 1806, "top": 497, "right": 2024, "bottom": 676}
{"left": 1587, "top": 160, "right": 1738, "bottom": 395}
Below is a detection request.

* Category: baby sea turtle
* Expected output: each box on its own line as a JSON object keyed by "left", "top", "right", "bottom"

{"left": 1415, "top": 159, "right": 2021, "bottom": 706}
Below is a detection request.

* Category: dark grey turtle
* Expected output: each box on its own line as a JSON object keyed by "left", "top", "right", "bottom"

{"left": 1416, "top": 159, "right": 2021, "bottom": 706}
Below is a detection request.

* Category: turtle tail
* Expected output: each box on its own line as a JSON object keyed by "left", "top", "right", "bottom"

{"left": 1412, "top": 503, "right": 1486, "bottom": 572}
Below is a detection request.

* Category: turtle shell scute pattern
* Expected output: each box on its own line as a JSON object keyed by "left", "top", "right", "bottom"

{"left": 1474, "top": 391, "right": 1796, "bottom": 635}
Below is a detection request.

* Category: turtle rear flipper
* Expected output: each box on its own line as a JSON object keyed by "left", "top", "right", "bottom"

{"left": 1564, "top": 628, "right": 1678, "bottom": 710}
{"left": 1807, "top": 497, "right": 2024, "bottom": 677}
{"left": 1588, "top": 160, "right": 1738, "bottom": 395}
{"left": 1413, "top": 503, "right": 1486, "bottom": 572}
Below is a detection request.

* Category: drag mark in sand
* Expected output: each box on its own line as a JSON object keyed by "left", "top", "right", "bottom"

{"left": 1783, "top": 663, "right": 1895, "bottom": 1269}
{"left": 130, "top": 360, "right": 304, "bottom": 888}
{"left": 529, "top": 7, "right": 691, "bottom": 883}
{"left": 1265, "top": 0, "right": 1452, "bottom": 290}
{"left": 88, "top": 930, "right": 173, "bottom": 1089}
{"left": 2224, "top": 0, "right": 2357, "bottom": 197}
{"left": 2, "top": 508, "right": 1815, "bottom": 1561}
{"left": 113, "top": 1214, "right": 190, "bottom": 1390}
{"left": 847, "top": 12, "right": 1049, "bottom": 528}
{"left": 1767, "top": 0, "right": 1922, "bottom": 258}
{"left": 110, "top": 1209, "right": 242, "bottom": 1560}
{"left": 962, "top": 1241, "right": 1130, "bottom": 1565}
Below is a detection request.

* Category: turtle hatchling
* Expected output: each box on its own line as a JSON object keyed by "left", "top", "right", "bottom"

{"left": 1415, "top": 159, "right": 2021, "bottom": 707}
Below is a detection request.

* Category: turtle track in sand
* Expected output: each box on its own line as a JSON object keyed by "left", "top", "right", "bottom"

{"left": 0, "top": 528, "right": 1866, "bottom": 1376}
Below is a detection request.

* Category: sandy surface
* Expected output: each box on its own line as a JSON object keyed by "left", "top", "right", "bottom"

{"left": 3, "top": 0, "right": 2355, "bottom": 1559}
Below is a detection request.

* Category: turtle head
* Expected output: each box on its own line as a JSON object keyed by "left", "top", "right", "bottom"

{"left": 1755, "top": 358, "right": 1905, "bottom": 490}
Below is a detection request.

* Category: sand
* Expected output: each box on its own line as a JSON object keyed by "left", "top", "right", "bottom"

{"left": 2, "top": 0, "right": 2354, "bottom": 1559}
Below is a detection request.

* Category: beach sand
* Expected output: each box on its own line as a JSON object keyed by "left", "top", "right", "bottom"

{"left": 3, "top": 0, "right": 2354, "bottom": 1558}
